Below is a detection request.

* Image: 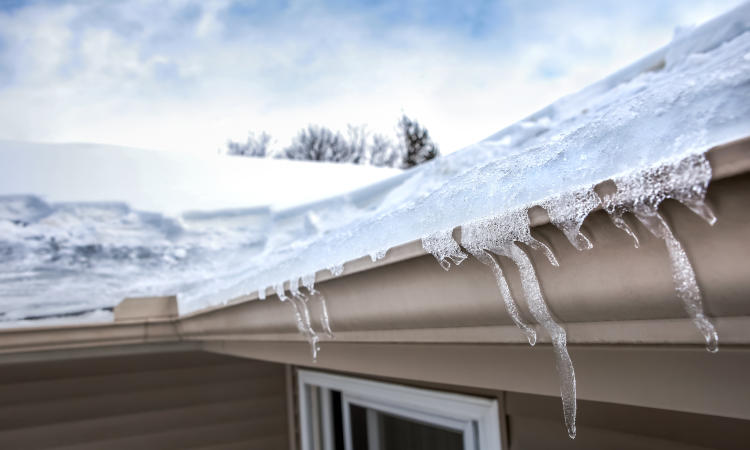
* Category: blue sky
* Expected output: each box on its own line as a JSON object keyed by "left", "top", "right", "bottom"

{"left": 0, "top": 0, "right": 744, "bottom": 155}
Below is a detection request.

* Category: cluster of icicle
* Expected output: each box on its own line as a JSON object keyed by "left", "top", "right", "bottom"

{"left": 264, "top": 273, "right": 334, "bottom": 362}
{"left": 421, "top": 152, "right": 718, "bottom": 439}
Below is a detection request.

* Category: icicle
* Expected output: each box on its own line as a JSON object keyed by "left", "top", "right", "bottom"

{"left": 635, "top": 211, "right": 718, "bottom": 352}
{"left": 543, "top": 187, "right": 600, "bottom": 250}
{"left": 422, "top": 229, "right": 468, "bottom": 270}
{"left": 274, "top": 283, "right": 288, "bottom": 301}
{"left": 461, "top": 209, "right": 576, "bottom": 438}
{"left": 369, "top": 249, "right": 388, "bottom": 262}
{"left": 500, "top": 244, "right": 577, "bottom": 439}
{"left": 301, "top": 273, "right": 316, "bottom": 292}
{"left": 289, "top": 277, "right": 304, "bottom": 298}
{"left": 289, "top": 295, "right": 321, "bottom": 361}
{"left": 278, "top": 280, "right": 321, "bottom": 360}
{"left": 603, "top": 200, "right": 641, "bottom": 248}
{"left": 472, "top": 248, "right": 537, "bottom": 345}
{"left": 461, "top": 215, "right": 537, "bottom": 345}
{"left": 257, "top": 288, "right": 267, "bottom": 300}
{"left": 328, "top": 264, "right": 344, "bottom": 276}
{"left": 604, "top": 153, "right": 718, "bottom": 352}
{"left": 301, "top": 273, "right": 334, "bottom": 339}
{"left": 314, "top": 292, "right": 335, "bottom": 339}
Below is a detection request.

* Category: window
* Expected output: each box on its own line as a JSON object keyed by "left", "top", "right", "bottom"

{"left": 297, "top": 370, "right": 502, "bottom": 450}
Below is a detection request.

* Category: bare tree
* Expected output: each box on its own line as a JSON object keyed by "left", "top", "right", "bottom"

{"left": 280, "top": 125, "right": 369, "bottom": 164}
{"left": 369, "top": 133, "right": 400, "bottom": 167}
{"left": 226, "top": 115, "right": 440, "bottom": 169}
{"left": 227, "top": 132, "right": 271, "bottom": 157}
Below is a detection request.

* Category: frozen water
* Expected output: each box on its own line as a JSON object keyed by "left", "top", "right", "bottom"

{"left": 603, "top": 154, "right": 719, "bottom": 352}
{"left": 316, "top": 293, "right": 335, "bottom": 339}
{"left": 503, "top": 244, "right": 577, "bottom": 439}
{"left": 274, "top": 283, "right": 288, "bottom": 302}
{"left": 543, "top": 188, "right": 600, "bottom": 250}
{"left": 327, "top": 264, "right": 344, "bottom": 277}
{"left": 301, "top": 272, "right": 334, "bottom": 339}
{"left": 461, "top": 210, "right": 575, "bottom": 437}
{"left": 301, "top": 273, "right": 317, "bottom": 292}
{"left": 369, "top": 249, "right": 388, "bottom": 262}
{"left": 467, "top": 248, "right": 537, "bottom": 346}
{"left": 277, "top": 279, "right": 321, "bottom": 359}
{"left": 421, "top": 230, "right": 467, "bottom": 270}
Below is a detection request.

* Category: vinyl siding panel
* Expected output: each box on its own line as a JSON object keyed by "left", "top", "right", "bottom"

{"left": 0, "top": 351, "right": 289, "bottom": 450}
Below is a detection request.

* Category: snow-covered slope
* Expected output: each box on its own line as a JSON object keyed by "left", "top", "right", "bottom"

{"left": 0, "top": 143, "right": 399, "bottom": 323}
{"left": 1, "top": 2, "right": 750, "bottom": 327}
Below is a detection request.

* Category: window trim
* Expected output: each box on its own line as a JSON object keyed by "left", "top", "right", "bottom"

{"left": 297, "top": 369, "right": 502, "bottom": 450}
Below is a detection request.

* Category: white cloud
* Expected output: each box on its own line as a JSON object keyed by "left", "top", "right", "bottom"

{"left": 0, "top": 0, "right": 744, "bottom": 155}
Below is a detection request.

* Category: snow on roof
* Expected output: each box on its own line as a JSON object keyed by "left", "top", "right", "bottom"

{"left": 1, "top": 2, "right": 750, "bottom": 325}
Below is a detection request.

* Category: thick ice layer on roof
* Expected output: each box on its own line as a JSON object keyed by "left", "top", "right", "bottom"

{"left": 0, "top": 4, "right": 749, "bottom": 324}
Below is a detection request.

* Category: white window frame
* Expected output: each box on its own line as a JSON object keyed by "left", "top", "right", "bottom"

{"left": 297, "top": 370, "right": 502, "bottom": 450}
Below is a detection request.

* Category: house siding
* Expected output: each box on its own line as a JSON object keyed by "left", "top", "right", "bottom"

{"left": 0, "top": 351, "right": 289, "bottom": 450}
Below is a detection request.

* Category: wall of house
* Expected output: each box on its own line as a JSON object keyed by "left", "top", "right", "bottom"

{"left": 0, "top": 350, "right": 290, "bottom": 450}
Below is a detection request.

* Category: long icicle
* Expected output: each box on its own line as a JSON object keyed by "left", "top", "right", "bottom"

{"left": 604, "top": 153, "right": 718, "bottom": 352}
{"left": 497, "top": 243, "right": 577, "bottom": 439}
{"left": 635, "top": 210, "right": 718, "bottom": 352}
{"left": 474, "top": 249, "right": 537, "bottom": 345}
{"left": 461, "top": 209, "right": 576, "bottom": 438}
{"left": 278, "top": 282, "right": 320, "bottom": 360}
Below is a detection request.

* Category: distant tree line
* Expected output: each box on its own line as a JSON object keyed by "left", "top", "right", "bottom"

{"left": 226, "top": 115, "right": 439, "bottom": 169}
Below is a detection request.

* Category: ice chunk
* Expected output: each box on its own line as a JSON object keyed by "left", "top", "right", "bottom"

{"left": 462, "top": 208, "right": 558, "bottom": 267}
{"left": 369, "top": 249, "right": 388, "bottom": 262}
{"left": 604, "top": 153, "right": 718, "bottom": 352}
{"left": 543, "top": 187, "right": 600, "bottom": 250}
{"left": 421, "top": 229, "right": 468, "bottom": 270}
{"left": 328, "top": 264, "right": 344, "bottom": 277}
{"left": 301, "top": 273, "right": 316, "bottom": 293}
{"left": 258, "top": 288, "right": 266, "bottom": 300}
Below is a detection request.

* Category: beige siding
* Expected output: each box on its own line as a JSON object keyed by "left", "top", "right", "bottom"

{"left": 0, "top": 351, "right": 289, "bottom": 450}
{"left": 505, "top": 392, "right": 749, "bottom": 450}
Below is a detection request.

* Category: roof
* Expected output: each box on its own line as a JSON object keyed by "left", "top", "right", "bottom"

{"left": 0, "top": 2, "right": 749, "bottom": 324}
